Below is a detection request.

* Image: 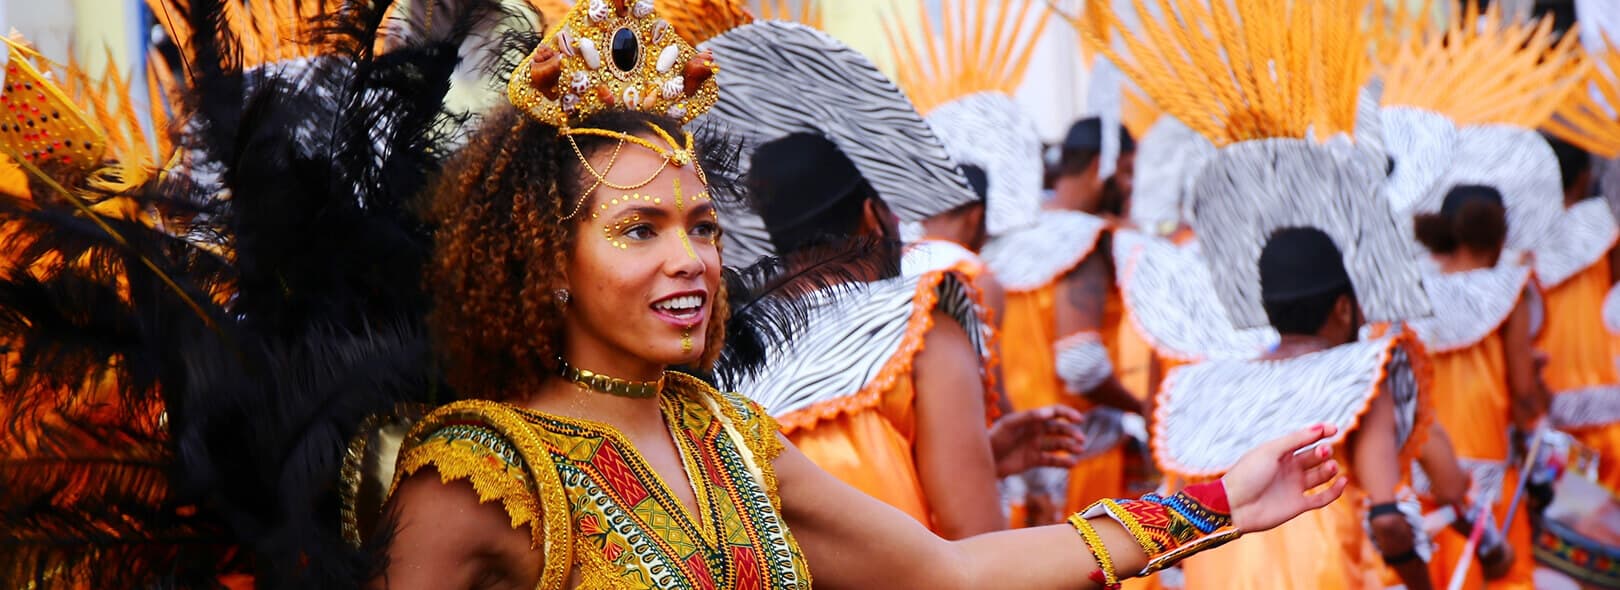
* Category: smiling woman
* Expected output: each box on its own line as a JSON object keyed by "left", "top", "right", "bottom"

{"left": 424, "top": 106, "right": 732, "bottom": 402}
{"left": 372, "top": 2, "right": 1353, "bottom": 590}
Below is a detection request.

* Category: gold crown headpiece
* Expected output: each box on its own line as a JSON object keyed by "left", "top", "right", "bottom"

{"left": 885, "top": 0, "right": 1050, "bottom": 116}
{"left": 1082, "top": 0, "right": 1377, "bottom": 147}
{"left": 1379, "top": 1, "right": 1586, "bottom": 129}
{"left": 1544, "top": 33, "right": 1620, "bottom": 158}
{"left": 507, "top": 0, "right": 720, "bottom": 129}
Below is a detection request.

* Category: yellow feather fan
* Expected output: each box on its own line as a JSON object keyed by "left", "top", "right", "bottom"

{"left": 1544, "top": 33, "right": 1620, "bottom": 159}
{"left": 1379, "top": 1, "right": 1587, "bottom": 129}
{"left": 884, "top": 0, "right": 1050, "bottom": 116}
{"left": 1082, "top": 0, "right": 1379, "bottom": 147}
{"left": 53, "top": 51, "right": 181, "bottom": 177}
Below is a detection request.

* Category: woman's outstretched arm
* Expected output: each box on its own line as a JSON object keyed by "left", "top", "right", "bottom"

{"left": 777, "top": 424, "right": 1347, "bottom": 589}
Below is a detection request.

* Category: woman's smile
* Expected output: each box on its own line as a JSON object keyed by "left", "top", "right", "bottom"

{"left": 651, "top": 290, "right": 708, "bottom": 328}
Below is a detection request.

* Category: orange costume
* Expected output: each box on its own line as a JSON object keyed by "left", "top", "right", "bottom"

{"left": 1367, "top": 6, "right": 1607, "bottom": 583}
{"left": 1405, "top": 264, "right": 1541, "bottom": 589}
{"left": 1162, "top": 331, "right": 1432, "bottom": 590}
{"left": 982, "top": 211, "right": 1132, "bottom": 516}
{"left": 732, "top": 271, "right": 991, "bottom": 530}
{"left": 1537, "top": 198, "right": 1620, "bottom": 492}
{"left": 702, "top": 5, "right": 1004, "bottom": 531}
{"left": 1083, "top": 0, "right": 1444, "bottom": 584}
{"left": 888, "top": 0, "right": 1052, "bottom": 434}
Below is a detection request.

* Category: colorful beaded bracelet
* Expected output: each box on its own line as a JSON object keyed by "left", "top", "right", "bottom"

{"left": 1082, "top": 481, "right": 1242, "bottom": 575}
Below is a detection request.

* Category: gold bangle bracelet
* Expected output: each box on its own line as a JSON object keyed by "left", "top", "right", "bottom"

{"left": 1069, "top": 513, "right": 1121, "bottom": 588}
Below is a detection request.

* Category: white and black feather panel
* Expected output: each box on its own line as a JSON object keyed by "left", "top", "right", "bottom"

{"left": 700, "top": 21, "right": 978, "bottom": 223}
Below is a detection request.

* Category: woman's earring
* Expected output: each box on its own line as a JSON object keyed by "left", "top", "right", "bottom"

{"left": 555, "top": 289, "right": 572, "bottom": 306}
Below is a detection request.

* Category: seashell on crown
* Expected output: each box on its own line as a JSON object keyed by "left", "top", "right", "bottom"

{"left": 508, "top": 0, "right": 719, "bottom": 128}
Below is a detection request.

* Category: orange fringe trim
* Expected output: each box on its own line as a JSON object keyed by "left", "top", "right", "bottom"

{"left": 938, "top": 260, "right": 1005, "bottom": 424}
{"left": 777, "top": 271, "right": 953, "bottom": 434}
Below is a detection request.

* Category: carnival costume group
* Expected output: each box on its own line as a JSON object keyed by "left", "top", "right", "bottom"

{"left": 3, "top": 0, "right": 1620, "bottom": 589}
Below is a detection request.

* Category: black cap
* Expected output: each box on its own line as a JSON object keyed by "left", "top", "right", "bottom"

{"left": 1438, "top": 184, "right": 1504, "bottom": 221}
{"left": 1259, "top": 227, "right": 1351, "bottom": 301}
{"left": 1062, "top": 117, "right": 1137, "bottom": 152}
{"left": 747, "top": 133, "right": 866, "bottom": 235}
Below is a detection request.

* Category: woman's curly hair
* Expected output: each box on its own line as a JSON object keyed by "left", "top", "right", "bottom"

{"left": 424, "top": 106, "right": 737, "bottom": 399}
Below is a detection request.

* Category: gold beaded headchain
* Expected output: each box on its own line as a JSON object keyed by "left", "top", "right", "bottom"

{"left": 558, "top": 122, "right": 710, "bottom": 220}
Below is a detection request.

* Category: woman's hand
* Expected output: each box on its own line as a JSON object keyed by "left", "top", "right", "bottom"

{"left": 989, "top": 405, "right": 1087, "bottom": 477}
{"left": 1222, "top": 423, "right": 1347, "bottom": 533}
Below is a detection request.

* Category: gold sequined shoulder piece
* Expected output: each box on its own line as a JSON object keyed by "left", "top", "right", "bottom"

{"left": 390, "top": 399, "right": 576, "bottom": 590}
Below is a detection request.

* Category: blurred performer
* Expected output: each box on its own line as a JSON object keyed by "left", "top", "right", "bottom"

{"left": 1089, "top": 0, "right": 1454, "bottom": 588}
{"left": 1374, "top": 7, "right": 1585, "bottom": 585}
{"left": 1541, "top": 32, "right": 1620, "bottom": 495}
{"left": 705, "top": 21, "right": 1083, "bottom": 539}
{"left": 978, "top": 114, "right": 1144, "bottom": 525}
{"left": 885, "top": 0, "right": 1110, "bottom": 526}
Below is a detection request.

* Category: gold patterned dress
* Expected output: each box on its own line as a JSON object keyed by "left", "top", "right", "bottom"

{"left": 389, "top": 373, "right": 813, "bottom": 590}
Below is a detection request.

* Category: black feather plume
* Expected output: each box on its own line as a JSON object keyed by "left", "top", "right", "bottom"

{"left": 0, "top": 0, "right": 527, "bottom": 587}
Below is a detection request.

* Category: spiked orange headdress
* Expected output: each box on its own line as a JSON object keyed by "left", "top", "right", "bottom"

{"left": 1379, "top": 2, "right": 1587, "bottom": 129}
{"left": 884, "top": 0, "right": 1049, "bottom": 116}
{"left": 1544, "top": 34, "right": 1620, "bottom": 159}
{"left": 145, "top": 0, "right": 343, "bottom": 70}
{"left": 1082, "top": 0, "right": 1379, "bottom": 147}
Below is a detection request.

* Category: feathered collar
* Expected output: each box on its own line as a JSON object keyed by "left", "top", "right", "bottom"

{"left": 1406, "top": 263, "right": 1533, "bottom": 353}
{"left": 1153, "top": 333, "right": 1427, "bottom": 479}
{"left": 1536, "top": 198, "right": 1620, "bottom": 289}
{"left": 980, "top": 210, "right": 1106, "bottom": 292}
{"left": 734, "top": 273, "right": 984, "bottom": 432}
{"left": 1113, "top": 231, "right": 1277, "bottom": 362}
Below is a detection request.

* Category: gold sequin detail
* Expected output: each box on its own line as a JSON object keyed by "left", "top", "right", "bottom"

{"left": 601, "top": 212, "right": 642, "bottom": 249}
{"left": 389, "top": 401, "right": 575, "bottom": 590}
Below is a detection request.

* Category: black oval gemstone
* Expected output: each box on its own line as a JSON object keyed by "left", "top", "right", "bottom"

{"left": 611, "top": 28, "right": 639, "bottom": 72}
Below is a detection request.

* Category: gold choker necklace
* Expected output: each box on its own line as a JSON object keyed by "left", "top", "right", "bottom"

{"left": 558, "top": 360, "right": 664, "bottom": 399}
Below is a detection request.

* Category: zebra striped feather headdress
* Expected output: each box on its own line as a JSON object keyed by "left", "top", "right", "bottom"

{"left": 701, "top": 21, "right": 978, "bottom": 265}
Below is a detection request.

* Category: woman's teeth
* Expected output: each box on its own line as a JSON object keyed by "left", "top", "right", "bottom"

{"left": 653, "top": 295, "right": 703, "bottom": 314}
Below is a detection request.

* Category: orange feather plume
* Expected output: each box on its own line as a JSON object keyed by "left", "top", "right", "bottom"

{"left": 1379, "top": 1, "right": 1587, "bottom": 129}
{"left": 1544, "top": 33, "right": 1620, "bottom": 158}
{"left": 1082, "top": 0, "right": 1379, "bottom": 147}
{"left": 885, "top": 0, "right": 1050, "bottom": 116}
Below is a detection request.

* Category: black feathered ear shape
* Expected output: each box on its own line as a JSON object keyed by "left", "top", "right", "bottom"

{"left": 714, "top": 235, "right": 900, "bottom": 388}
